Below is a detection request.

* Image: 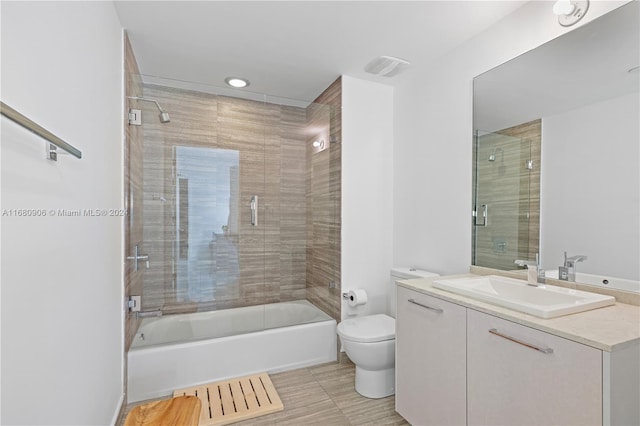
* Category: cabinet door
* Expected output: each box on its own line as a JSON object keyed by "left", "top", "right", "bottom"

{"left": 467, "top": 309, "right": 602, "bottom": 426}
{"left": 396, "top": 286, "right": 466, "bottom": 426}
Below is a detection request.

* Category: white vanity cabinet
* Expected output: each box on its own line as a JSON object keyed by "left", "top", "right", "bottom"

{"left": 466, "top": 309, "right": 602, "bottom": 426}
{"left": 395, "top": 286, "right": 466, "bottom": 426}
{"left": 395, "top": 283, "right": 640, "bottom": 426}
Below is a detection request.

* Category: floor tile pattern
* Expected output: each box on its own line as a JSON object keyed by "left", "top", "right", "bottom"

{"left": 119, "top": 355, "right": 408, "bottom": 426}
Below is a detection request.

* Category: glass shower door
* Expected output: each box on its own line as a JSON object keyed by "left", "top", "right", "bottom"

{"left": 136, "top": 85, "right": 268, "bottom": 322}
{"left": 472, "top": 130, "right": 533, "bottom": 270}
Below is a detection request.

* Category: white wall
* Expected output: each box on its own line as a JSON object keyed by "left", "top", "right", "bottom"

{"left": 342, "top": 76, "right": 394, "bottom": 318}
{"left": 393, "top": 0, "right": 628, "bottom": 275}
{"left": 0, "top": 2, "right": 124, "bottom": 425}
{"left": 541, "top": 92, "right": 639, "bottom": 280}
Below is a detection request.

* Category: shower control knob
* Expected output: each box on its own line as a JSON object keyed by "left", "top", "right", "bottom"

{"left": 127, "top": 244, "right": 150, "bottom": 272}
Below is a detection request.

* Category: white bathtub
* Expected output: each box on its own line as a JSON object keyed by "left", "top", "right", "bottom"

{"left": 127, "top": 300, "right": 337, "bottom": 403}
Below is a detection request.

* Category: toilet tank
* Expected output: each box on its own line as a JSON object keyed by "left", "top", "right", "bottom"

{"left": 389, "top": 267, "right": 439, "bottom": 318}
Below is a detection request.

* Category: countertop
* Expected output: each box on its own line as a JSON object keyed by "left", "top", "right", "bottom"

{"left": 398, "top": 273, "right": 640, "bottom": 352}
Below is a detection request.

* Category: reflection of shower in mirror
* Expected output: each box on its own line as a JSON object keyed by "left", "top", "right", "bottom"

{"left": 488, "top": 148, "right": 503, "bottom": 162}
{"left": 127, "top": 96, "right": 171, "bottom": 124}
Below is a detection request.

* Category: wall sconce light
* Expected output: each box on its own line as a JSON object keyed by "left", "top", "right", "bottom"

{"left": 312, "top": 139, "right": 325, "bottom": 149}
{"left": 553, "top": 0, "right": 589, "bottom": 27}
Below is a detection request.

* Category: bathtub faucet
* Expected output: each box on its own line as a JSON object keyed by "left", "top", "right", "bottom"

{"left": 136, "top": 310, "right": 163, "bottom": 318}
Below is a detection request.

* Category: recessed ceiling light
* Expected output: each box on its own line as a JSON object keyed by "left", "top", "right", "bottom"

{"left": 225, "top": 77, "right": 250, "bottom": 88}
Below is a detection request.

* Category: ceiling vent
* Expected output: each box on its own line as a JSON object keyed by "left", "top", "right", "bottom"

{"left": 364, "top": 56, "right": 410, "bottom": 77}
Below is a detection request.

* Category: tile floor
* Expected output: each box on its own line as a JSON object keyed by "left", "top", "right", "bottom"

{"left": 119, "top": 354, "right": 409, "bottom": 425}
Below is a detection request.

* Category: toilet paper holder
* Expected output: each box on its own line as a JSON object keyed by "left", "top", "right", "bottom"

{"left": 342, "top": 290, "right": 367, "bottom": 305}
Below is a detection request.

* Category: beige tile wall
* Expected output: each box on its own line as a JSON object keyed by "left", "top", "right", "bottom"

{"left": 499, "top": 119, "right": 541, "bottom": 262}
{"left": 136, "top": 86, "right": 313, "bottom": 313}
{"left": 306, "top": 78, "right": 342, "bottom": 322}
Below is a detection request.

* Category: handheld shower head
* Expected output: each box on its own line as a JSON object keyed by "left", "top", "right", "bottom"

{"left": 128, "top": 96, "right": 170, "bottom": 123}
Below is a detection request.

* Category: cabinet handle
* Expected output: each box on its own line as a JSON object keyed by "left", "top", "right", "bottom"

{"left": 489, "top": 328, "right": 554, "bottom": 354}
{"left": 408, "top": 299, "right": 443, "bottom": 313}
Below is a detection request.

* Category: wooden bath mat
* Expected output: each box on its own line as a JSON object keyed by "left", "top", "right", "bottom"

{"left": 124, "top": 395, "right": 201, "bottom": 426}
{"left": 173, "top": 373, "right": 283, "bottom": 425}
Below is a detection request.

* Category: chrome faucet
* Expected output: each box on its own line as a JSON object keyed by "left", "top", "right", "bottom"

{"left": 559, "top": 252, "right": 587, "bottom": 282}
{"left": 514, "top": 253, "right": 545, "bottom": 286}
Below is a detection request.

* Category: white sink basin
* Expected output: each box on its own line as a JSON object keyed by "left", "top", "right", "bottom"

{"left": 432, "top": 275, "right": 615, "bottom": 319}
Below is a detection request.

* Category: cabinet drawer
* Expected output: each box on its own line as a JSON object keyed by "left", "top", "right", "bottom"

{"left": 467, "top": 309, "right": 602, "bottom": 426}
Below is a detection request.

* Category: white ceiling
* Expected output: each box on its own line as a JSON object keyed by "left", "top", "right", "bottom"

{"left": 114, "top": 1, "right": 527, "bottom": 103}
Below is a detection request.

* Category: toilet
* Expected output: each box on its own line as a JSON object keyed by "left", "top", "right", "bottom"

{"left": 337, "top": 268, "right": 439, "bottom": 398}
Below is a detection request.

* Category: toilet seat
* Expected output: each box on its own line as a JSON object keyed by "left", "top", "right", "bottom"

{"left": 337, "top": 314, "right": 395, "bottom": 343}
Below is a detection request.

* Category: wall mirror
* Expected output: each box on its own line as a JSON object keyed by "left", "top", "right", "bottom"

{"left": 472, "top": 1, "right": 639, "bottom": 291}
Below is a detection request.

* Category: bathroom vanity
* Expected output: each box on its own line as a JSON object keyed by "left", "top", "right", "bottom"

{"left": 395, "top": 273, "right": 640, "bottom": 426}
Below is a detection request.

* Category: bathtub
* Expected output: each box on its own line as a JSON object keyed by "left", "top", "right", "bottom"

{"left": 127, "top": 300, "right": 337, "bottom": 403}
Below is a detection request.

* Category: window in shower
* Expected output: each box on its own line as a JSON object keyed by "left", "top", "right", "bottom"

{"left": 174, "top": 146, "right": 240, "bottom": 304}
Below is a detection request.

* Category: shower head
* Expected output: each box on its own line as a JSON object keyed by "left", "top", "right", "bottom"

{"left": 128, "top": 96, "right": 170, "bottom": 123}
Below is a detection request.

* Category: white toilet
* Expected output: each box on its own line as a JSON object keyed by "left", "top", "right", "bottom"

{"left": 337, "top": 268, "right": 439, "bottom": 398}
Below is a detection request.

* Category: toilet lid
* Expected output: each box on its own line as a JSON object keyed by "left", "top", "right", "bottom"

{"left": 337, "top": 314, "right": 395, "bottom": 343}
